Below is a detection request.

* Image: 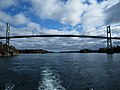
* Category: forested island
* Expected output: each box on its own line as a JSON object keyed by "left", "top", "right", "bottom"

{"left": 59, "top": 46, "right": 120, "bottom": 53}
{"left": 19, "top": 49, "right": 54, "bottom": 54}
{"left": 79, "top": 45, "right": 120, "bottom": 53}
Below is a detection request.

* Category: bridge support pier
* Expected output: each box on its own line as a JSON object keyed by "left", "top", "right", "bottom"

{"left": 107, "top": 26, "right": 113, "bottom": 54}
{"left": 6, "top": 23, "right": 10, "bottom": 56}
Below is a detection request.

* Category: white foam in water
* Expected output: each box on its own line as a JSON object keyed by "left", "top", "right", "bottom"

{"left": 5, "top": 82, "right": 14, "bottom": 90}
{"left": 38, "top": 68, "right": 66, "bottom": 90}
{"left": 90, "top": 88, "right": 93, "bottom": 90}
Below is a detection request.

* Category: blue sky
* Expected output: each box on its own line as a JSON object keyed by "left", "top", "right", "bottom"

{"left": 0, "top": 0, "right": 120, "bottom": 51}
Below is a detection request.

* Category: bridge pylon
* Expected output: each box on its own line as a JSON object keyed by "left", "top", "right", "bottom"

{"left": 107, "top": 25, "right": 112, "bottom": 49}
{"left": 106, "top": 25, "right": 114, "bottom": 54}
{"left": 6, "top": 23, "right": 10, "bottom": 55}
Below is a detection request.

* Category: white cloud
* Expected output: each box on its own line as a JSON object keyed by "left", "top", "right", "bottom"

{"left": 82, "top": 3, "right": 105, "bottom": 33}
{"left": 80, "top": 0, "right": 120, "bottom": 34}
{"left": 88, "top": 0, "right": 97, "bottom": 5}
{"left": 31, "top": 0, "right": 85, "bottom": 26}
{"left": 27, "top": 22, "right": 41, "bottom": 31}
{"left": 0, "top": 11, "right": 29, "bottom": 26}
{"left": 0, "top": 0, "right": 17, "bottom": 9}
{"left": 31, "top": 0, "right": 61, "bottom": 19}
{"left": 0, "top": 11, "right": 11, "bottom": 22}
{"left": 11, "top": 14, "right": 29, "bottom": 25}
{"left": 31, "top": 0, "right": 120, "bottom": 32}
{"left": 58, "top": 0, "right": 84, "bottom": 25}
{"left": 105, "top": 1, "right": 120, "bottom": 25}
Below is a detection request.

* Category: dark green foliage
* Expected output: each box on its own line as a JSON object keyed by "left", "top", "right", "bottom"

{"left": 80, "top": 45, "right": 120, "bottom": 53}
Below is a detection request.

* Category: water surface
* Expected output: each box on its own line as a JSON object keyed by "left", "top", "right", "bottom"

{"left": 0, "top": 53, "right": 120, "bottom": 90}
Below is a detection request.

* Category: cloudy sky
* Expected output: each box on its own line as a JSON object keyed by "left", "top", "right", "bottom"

{"left": 0, "top": 0, "right": 120, "bottom": 51}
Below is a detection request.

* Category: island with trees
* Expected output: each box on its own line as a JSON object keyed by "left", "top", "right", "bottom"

{"left": 19, "top": 49, "right": 54, "bottom": 54}
{"left": 80, "top": 45, "right": 120, "bottom": 53}
{"left": 59, "top": 46, "right": 120, "bottom": 54}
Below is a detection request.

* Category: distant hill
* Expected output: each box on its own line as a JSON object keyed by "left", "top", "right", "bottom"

{"left": 59, "top": 51, "right": 79, "bottom": 53}
{"left": 79, "top": 49, "right": 98, "bottom": 53}
{"left": 19, "top": 49, "right": 54, "bottom": 54}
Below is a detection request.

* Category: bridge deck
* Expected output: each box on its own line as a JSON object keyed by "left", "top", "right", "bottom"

{"left": 0, "top": 35, "right": 120, "bottom": 39}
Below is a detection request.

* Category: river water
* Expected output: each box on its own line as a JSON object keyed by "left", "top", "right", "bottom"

{"left": 0, "top": 53, "right": 120, "bottom": 90}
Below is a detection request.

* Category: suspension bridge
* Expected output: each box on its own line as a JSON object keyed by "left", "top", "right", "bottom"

{"left": 0, "top": 23, "right": 120, "bottom": 54}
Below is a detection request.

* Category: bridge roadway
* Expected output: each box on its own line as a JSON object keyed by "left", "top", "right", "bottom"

{"left": 0, "top": 35, "right": 120, "bottom": 39}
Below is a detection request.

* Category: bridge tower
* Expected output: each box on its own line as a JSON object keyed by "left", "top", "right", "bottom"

{"left": 6, "top": 23, "right": 10, "bottom": 55}
{"left": 107, "top": 25, "right": 112, "bottom": 49}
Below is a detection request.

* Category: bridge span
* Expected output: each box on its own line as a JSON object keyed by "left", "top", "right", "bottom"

{"left": 0, "top": 23, "right": 120, "bottom": 55}
{"left": 0, "top": 35, "right": 120, "bottom": 40}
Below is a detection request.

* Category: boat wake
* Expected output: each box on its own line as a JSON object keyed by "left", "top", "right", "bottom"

{"left": 38, "top": 68, "right": 66, "bottom": 90}
{"left": 5, "top": 82, "right": 14, "bottom": 90}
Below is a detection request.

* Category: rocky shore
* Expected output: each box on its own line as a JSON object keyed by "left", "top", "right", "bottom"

{"left": 0, "top": 44, "right": 19, "bottom": 56}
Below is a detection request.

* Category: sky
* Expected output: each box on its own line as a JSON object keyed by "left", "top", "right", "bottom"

{"left": 0, "top": 0, "right": 120, "bottom": 51}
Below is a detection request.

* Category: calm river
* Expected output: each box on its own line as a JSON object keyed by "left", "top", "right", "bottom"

{"left": 0, "top": 53, "right": 120, "bottom": 90}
